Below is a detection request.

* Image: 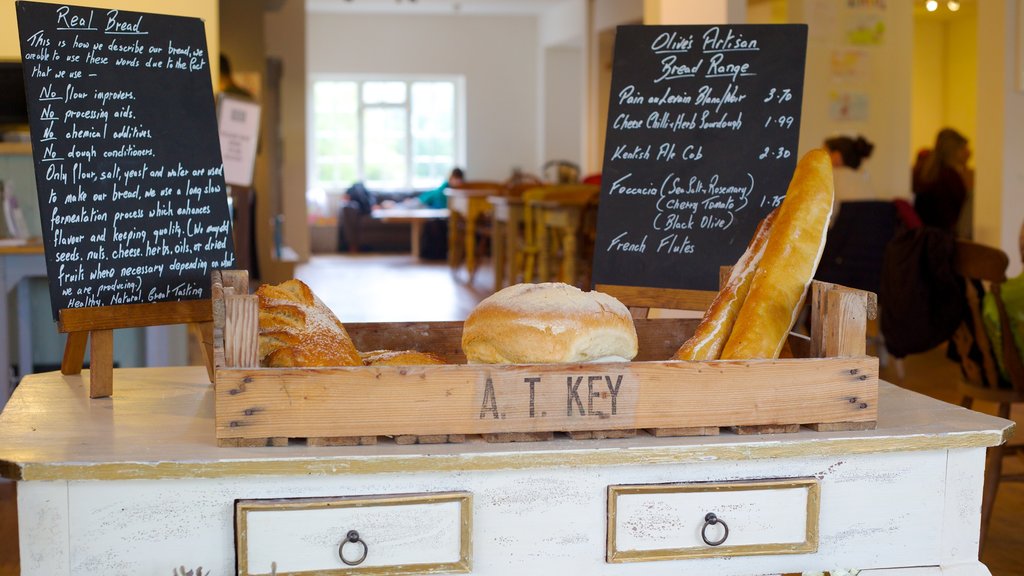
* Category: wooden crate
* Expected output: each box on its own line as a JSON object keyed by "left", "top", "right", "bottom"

{"left": 212, "top": 271, "right": 878, "bottom": 447}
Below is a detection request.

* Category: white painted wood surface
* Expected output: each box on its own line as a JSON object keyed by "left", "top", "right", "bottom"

{"left": 613, "top": 484, "right": 811, "bottom": 551}
{"left": 243, "top": 499, "right": 464, "bottom": 573}
{"left": 0, "top": 368, "right": 1013, "bottom": 575}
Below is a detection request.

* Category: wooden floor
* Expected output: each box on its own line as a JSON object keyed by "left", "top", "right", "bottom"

{"left": 1, "top": 253, "right": 1021, "bottom": 574}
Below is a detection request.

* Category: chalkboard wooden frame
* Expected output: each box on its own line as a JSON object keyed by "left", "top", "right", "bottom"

{"left": 591, "top": 24, "right": 808, "bottom": 297}
{"left": 58, "top": 301, "right": 213, "bottom": 397}
{"left": 16, "top": 1, "right": 234, "bottom": 397}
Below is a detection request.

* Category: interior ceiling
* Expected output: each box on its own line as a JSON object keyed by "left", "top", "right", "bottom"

{"left": 306, "top": 0, "right": 572, "bottom": 16}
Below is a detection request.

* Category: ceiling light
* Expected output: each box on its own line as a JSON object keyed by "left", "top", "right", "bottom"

{"left": 947, "top": 0, "right": 960, "bottom": 11}
{"left": 926, "top": 0, "right": 938, "bottom": 11}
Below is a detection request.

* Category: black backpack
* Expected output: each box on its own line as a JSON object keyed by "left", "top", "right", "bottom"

{"left": 879, "top": 226, "right": 966, "bottom": 358}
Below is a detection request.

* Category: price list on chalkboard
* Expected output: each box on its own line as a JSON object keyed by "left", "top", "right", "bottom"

{"left": 16, "top": 1, "right": 234, "bottom": 319}
{"left": 592, "top": 24, "right": 807, "bottom": 292}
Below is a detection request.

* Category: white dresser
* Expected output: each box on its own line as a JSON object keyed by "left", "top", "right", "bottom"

{"left": 0, "top": 367, "right": 1012, "bottom": 575}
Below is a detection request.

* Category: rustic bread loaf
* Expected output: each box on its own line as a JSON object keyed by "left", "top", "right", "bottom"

{"left": 462, "top": 282, "right": 637, "bottom": 364}
{"left": 719, "top": 149, "right": 834, "bottom": 359}
{"left": 360, "top": 349, "right": 447, "bottom": 366}
{"left": 674, "top": 208, "right": 778, "bottom": 361}
{"left": 256, "top": 279, "right": 362, "bottom": 367}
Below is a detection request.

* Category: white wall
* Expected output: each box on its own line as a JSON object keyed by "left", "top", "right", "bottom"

{"left": 267, "top": 0, "right": 309, "bottom": 260}
{"left": 540, "top": 0, "right": 586, "bottom": 48}
{"left": 307, "top": 12, "right": 538, "bottom": 181}
{"left": 543, "top": 46, "right": 584, "bottom": 168}
{"left": 593, "top": 0, "right": 642, "bottom": 33}
{"left": 977, "top": 0, "right": 1024, "bottom": 275}
{"left": 790, "top": 0, "right": 914, "bottom": 200}
{"left": 912, "top": 18, "right": 945, "bottom": 157}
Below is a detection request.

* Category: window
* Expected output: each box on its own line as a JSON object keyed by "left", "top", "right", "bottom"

{"left": 310, "top": 76, "right": 463, "bottom": 195}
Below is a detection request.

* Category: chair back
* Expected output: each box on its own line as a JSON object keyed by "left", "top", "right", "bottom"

{"left": 502, "top": 173, "right": 544, "bottom": 198}
{"left": 951, "top": 240, "right": 1024, "bottom": 400}
{"left": 449, "top": 180, "right": 504, "bottom": 194}
{"left": 520, "top": 184, "right": 601, "bottom": 283}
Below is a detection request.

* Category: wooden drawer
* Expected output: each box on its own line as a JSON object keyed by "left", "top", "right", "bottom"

{"left": 607, "top": 478, "right": 819, "bottom": 562}
{"left": 235, "top": 491, "right": 472, "bottom": 575}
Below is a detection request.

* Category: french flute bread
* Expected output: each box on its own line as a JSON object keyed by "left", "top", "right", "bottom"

{"left": 673, "top": 209, "right": 777, "bottom": 361}
{"left": 719, "top": 149, "right": 834, "bottom": 360}
{"left": 256, "top": 279, "right": 363, "bottom": 367}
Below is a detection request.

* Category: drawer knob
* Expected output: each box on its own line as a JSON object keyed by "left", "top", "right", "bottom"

{"left": 701, "top": 513, "right": 729, "bottom": 547}
{"left": 339, "top": 530, "right": 368, "bottom": 566}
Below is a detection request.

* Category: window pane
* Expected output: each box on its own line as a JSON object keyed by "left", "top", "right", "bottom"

{"left": 363, "top": 107, "right": 407, "bottom": 190}
{"left": 363, "top": 81, "right": 406, "bottom": 105}
{"left": 411, "top": 82, "right": 455, "bottom": 188}
{"left": 312, "top": 81, "right": 358, "bottom": 191}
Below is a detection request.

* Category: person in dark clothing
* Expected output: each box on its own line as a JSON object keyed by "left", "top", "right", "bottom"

{"left": 912, "top": 128, "right": 971, "bottom": 233}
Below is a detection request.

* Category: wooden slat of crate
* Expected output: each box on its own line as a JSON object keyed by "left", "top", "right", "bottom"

{"left": 343, "top": 317, "right": 701, "bottom": 365}
{"left": 215, "top": 356, "right": 877, "bottom": 442}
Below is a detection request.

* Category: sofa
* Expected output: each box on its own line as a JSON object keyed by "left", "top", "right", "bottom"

{"left": 334, "top": 185, "right": 451, "bottom": 258}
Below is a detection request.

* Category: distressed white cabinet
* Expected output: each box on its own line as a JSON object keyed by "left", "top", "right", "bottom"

{"left": 0, "top": 367, "right": 1013, "bottom": 575}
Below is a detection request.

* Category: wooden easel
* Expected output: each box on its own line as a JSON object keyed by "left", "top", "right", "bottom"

{"left": 59, "top": 299, "right": 216, "bottom": 398}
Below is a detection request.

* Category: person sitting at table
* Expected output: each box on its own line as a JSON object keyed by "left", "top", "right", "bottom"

{"left": 419, "top": 167, "right": 464, "bottom": 209}
{"left": 824, "top": 134, "right": 876, "bottom": 225}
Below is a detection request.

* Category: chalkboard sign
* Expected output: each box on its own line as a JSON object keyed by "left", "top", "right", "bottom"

{"left": 592, "top": 24, "right": 807, "bottom": 292}
{"left": 17, "top": 1, "right": 234, "bottom": 319}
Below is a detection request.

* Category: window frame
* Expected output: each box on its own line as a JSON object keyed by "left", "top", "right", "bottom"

{"left": 307, "top": 73, "right": 466, "bottom": 195}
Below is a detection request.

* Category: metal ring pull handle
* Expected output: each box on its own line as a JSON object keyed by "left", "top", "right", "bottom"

{"left": 339, "top": 530, "right": 368, "bottom": 566}
{"left": 701, "top": 513, "right": 729, "bottom": 547}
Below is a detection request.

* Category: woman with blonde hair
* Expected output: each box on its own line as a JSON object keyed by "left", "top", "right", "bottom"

{"left": 912, "top": 128, "right": 971, "bottom": 233}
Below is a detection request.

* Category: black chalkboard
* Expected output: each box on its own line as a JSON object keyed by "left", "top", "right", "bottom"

{"left": 592, "top": 24, "right": 807, "bottom": 292}
{"left": 16, "top": 1, "right": 234, "bottom": 319}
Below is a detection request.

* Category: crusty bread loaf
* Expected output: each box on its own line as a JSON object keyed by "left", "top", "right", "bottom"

{"left": 673, "top": 209, "right": 777, "bottom": 361}
{"left": 720, "top": 149, "right": 834, "bottom": 360}
{"left": 360, "top": 349, "right": 447, "bottom": 366}
{"left": 462, "top": 282, "right": 638, "bottom": 364}
{"left": 256, "top": 279, "right": 362, "bottom": 367}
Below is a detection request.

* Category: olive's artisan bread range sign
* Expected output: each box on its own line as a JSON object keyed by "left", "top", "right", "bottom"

{"left": 593, "top": 24, "right": 807, "bottom": 291}
{"left": 16, "top": 1, "right": 234, "bottom": 318}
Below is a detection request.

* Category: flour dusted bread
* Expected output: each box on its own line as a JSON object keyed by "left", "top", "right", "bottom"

{"left": 462, "top": 282, "right": 638, "bottom": 364}
{"left": 360, "top": 349, "right": 447, "bottom": 366}
{"left": 256, "top": 279, "right": 362, "bottom": 367}
{"left": 674, "top": 209, "right": 777, "bottom": 361}
{"left": 719, "top": 149, "right": 834, "bottom": 359}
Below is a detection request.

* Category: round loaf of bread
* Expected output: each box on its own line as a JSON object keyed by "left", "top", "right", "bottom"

{"left": 462, "top": 282, "right": 638, "bottom": 364}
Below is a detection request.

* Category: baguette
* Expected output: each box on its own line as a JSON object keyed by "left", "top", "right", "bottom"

{"left": 673, "top": 209, "right": 777, "bottom": 360}
{"left": 720, "top": 149, "right": 834, "bottom": 360}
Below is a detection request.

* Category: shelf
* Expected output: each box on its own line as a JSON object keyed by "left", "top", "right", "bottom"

{"left": 0, "top": 142, "right": 31, "bottom": 155}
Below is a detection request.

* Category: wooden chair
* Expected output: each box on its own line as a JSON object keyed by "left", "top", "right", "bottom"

{"left": 444, "top": 181, "right": 504, "bottom": 282}
{"left": 520, "top": 184, "right": 600, "bottom": 285}
{"left": 949, "top": 239, "right": 1024, "bottom": 549}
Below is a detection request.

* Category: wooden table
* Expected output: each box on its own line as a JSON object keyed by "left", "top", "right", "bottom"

{"left": 487, "top": 196, "right": 524, "bottom": 289}
{"left": 532, "top": 197, "right": 595, "bottom": 286}
{"left": 0, "top": 241, "right": 46, "bottom": 408}
{"left": 445, "top": 187, "right": 500, "bottom": 282}
{"left": 0, "top": 367, "right": 1013, "bottom": 575}
{"left": 371, "top": 207, "right": 449, "bottom": 259}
